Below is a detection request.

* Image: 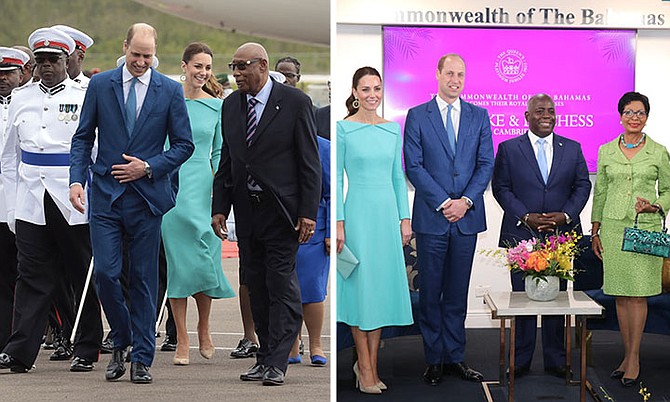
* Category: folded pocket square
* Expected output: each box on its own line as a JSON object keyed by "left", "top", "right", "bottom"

{"left": 337, "top": 244, "right": 359, "bottom": 279}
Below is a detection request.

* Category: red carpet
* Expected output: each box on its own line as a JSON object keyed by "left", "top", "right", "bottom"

{"left": 221, "top": 240, "right": 239, "bottom": 259}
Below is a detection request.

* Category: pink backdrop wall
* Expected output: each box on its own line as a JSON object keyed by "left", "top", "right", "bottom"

{"left": 383, "top": 27, "right": 636, "bottom": 171}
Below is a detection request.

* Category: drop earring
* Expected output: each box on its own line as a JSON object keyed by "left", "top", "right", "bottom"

{"left": 352, "top": 98, "right": 360, "bottom": 109}
{"left": 180, "top": 74, "right": 186, "bottom": 82}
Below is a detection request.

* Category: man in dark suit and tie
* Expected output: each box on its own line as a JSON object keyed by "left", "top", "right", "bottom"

{"left": 69, "top": 23, "right": 194, "bottom": 384}
{"left": 492, "top": 93, "right": 591, "bottom": 378}
{"left": 211, "top": 42, "right": 321, "bottom": 386}
{"left": 404, "top": 53, "right": 494, "bottom": 385}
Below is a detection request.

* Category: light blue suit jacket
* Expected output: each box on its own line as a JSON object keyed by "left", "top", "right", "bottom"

{"left": 70, "top": 66, "right": 194, "bottom": 216}
{"left": 404, "top": 97, "right": 494, "bottom": 235}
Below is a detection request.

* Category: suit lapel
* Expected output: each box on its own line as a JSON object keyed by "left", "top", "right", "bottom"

{"left": 249, "top": 83, "right": 282, "bottom": 147}
{"left": 132, "top": 69, "right": 160, "bottom": 139}
{"left": 548, "top": 135, "right": 565, "bottom": 184}
{"left": 110, "top": 67, "right": 125, "bottom": 124}
{"left": 456, "top": 101, "right": 473, "bottom": 156}
{"left": 426, "top": 98, "right": 454, "bottom": 159}
{"left": 518, "top": 133, "right": 545, "bottom": 184}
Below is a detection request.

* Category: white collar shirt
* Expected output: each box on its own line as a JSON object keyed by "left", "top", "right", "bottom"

{"left": 528, "top": 130, "right": 554, "bottom": 174}
{"left": 122, "top": 66, "right": 151, "bottom": 117}
{"left": 436, "top": 95, "right": 461, "bottom": 141}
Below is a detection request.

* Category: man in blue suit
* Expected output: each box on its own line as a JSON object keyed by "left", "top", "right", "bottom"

{"left": 492, "top": 93, "right": 591, "bottom": 378}
{"left": 404, "top": 53, "right": 494, "bottom": 385}
{"left": 69, "top": 23, "right": 194, "bottom": 384}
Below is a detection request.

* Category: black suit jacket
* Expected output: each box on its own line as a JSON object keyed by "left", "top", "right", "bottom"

{"left": 212, "top": 79, "right": 321, "bottom": 236}
{"left": 315, "top": 104, "right": 330, "bottom": 140}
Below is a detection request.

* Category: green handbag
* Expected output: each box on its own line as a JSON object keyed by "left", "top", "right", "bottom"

{"left": 622, "top": 209, "right": 670, "bottom": 258}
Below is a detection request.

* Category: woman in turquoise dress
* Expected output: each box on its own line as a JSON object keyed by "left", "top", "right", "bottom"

{"left": 336, "top": 67, "right": 413, "bottom": 394}
{"left": 161, "top": 43, "right": 234, "bottom": 366}
{"left": 591, "top": 92, "right": 670, "bottom": 387}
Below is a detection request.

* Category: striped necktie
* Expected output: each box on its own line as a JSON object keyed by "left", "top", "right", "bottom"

{"left": 246, "top": 97, "right": 262, "bottom": 190}
{"left": 246, "top": 97, "right": 259, "bottom": 146}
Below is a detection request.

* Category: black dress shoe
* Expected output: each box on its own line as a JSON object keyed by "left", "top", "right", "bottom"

{"left": 49, "top": 340, "right": 73, "bottom": 361}
{"left": 160, "top": 335, "right": 177, "bottom": 352}
{"left": 70, "top": 356, "right": 94, "bottom": 372}
{"left": 105, "top": 348, "right": 127, "bottom": 381}
{"left": 0, "top": 353, "right": 30, "bottom": 373}
{"left": 100, "top": 337, "right": 114, "bottom": 354}
{"left": 423, "top": 364, "right": 442, "bottom": 386}
{"left": 444, "top": 362, "right": 484, "bottom": 382}
{"left": 262, "top": 366, "right": 285, "bottom": 386}
{"left": 230, "top": 338, "right": 259, "bottom": 358}
{"left": 240, "top": 363, "right": 265, "bottom": 381}
{"left": 610, "top": 369, "right": 625, "bottom": 379}
{"left": 545, "top": 366, "right": 573, "bottom": 379}
{"left": 506, "top": 365, "right": 530, "bottom": 378}
{"left": 130, "top": 362, "right": 152, "bottom": 384}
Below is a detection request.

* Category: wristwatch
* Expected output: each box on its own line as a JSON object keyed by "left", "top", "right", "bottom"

{"left": 144, "top": 161, "right": 152, "bottom": 179}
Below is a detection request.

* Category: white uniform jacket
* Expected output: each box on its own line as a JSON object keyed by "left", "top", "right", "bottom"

{"left": 0, "top": 94, "right": 12, "bottom": 223}
{"left": 1, "top": 78, "right": 89, "bottom": 227}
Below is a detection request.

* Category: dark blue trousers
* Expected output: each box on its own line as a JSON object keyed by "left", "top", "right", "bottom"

{"left": 417, "top": 225, "right": 477, "bottom": 365}
{"left": 90, "top": 187, "right": 161, "bottom": 367}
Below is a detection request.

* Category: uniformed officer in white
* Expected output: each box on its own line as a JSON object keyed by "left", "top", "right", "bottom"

{"left": 0, "top": 27, "right": 102, "bottom": 373}
{"left": 0, "top": 47, "right": 28, "bottom": 351}
{"left": 52, "top": 25, "right": 93, "bottom": 85}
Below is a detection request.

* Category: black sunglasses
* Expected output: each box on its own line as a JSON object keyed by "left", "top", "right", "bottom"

{"left": 228, "top": 58, "right": 261, "bottom": 71}
{"left": 35, "top": 55, "right": 64, "bottom": 64}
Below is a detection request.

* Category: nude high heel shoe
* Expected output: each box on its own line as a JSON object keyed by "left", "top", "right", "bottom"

{"left": 353, "top": 362, "right": 382, "bottom": 394}
{"left": 199, "top": 346, "right": 215, "bottom": 359}
{"left": 173, "top": 355, "right": 190, "bottom": 365}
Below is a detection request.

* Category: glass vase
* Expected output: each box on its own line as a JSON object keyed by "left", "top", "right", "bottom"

{"left": 524, "top": 275, "right": 559, "bottom": 301}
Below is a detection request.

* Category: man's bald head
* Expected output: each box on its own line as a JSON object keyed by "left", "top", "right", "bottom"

{"left": 231, "top": 42, "right": 269, "bottom": 96}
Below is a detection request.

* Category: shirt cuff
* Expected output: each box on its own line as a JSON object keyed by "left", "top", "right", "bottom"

{"left": 70, "top": 182, "right": 83, "bottom": 188}
{"left": 437, "top": 198, "right": 451, "bottom": 211}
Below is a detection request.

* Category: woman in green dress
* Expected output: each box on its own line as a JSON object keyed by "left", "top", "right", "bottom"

{"left": 591, "top": 92, "right": 670, "bottom": 387}
{"left": 336, "top": 67, "right": 413, "bottom": 394}
{"left": 161, "top": 43, "right": 235, "bottom": 366}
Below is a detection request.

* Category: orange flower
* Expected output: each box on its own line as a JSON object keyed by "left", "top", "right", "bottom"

{"left": 526, "top": 250, "right": 549, "bottom": 272}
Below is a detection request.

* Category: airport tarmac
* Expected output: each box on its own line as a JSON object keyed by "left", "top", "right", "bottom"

{"left": 0, "top": 256, "right": 331, "bottom": 402}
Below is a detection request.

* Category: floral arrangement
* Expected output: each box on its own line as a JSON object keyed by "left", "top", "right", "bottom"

{"left": 500, "top": 231, "right": 582, "bottom": 282}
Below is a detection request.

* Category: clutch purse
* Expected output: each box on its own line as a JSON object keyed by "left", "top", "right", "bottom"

{"left": 622, "top": 210, "right": 670, "bottom": 258}
{"left": 337, "top": 244, "right": 359, "bottom": 279}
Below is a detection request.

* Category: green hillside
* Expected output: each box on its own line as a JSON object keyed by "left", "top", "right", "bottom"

{"left": 0, "top": 0, "right": 329, "bottom": 75}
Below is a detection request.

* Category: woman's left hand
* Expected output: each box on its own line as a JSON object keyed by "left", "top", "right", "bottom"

{"left": 635, "top": 196, "right": 660, "bottom": 214}
{"left": 400, "top": 219, "right": 412, "bottom": 246}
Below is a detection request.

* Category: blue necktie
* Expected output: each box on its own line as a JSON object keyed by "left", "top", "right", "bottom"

{"left": 446, "top": 104, "right": 457, "bottom": 154}
{"left": 537, "top": 138, "right": 549, "bottom": 183}
{"left": 125, "top": 77, "right": 138, "bottom": 136}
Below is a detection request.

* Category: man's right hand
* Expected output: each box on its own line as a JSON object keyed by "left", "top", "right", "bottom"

{"left": 69, "top": 183, "right": 86, "bottom": 214}
{"left": 525, "top": 213, "right": 557, "bottom": 233}
{"left": 211, "top": 213, "right": 228, "bottom": 240}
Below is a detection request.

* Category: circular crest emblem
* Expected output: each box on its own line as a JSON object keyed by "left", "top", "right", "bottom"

{"left": 44, "top": 40, "right": 50, "bottom": 46}
{"left": 495, "top": 49, "right": 527, "bottom": 83}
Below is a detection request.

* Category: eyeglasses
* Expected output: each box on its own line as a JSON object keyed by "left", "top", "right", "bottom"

{"left": 282, "top": 72, "right": 299, "bottom": 79}
{"left": 228, "top": 58, "right": 261, "bottom": 71}
{"left": 35, "top": 55, "right": 64, "bottom": 64}
{"left": 622, "top": 110, "right": 647, "bottom": 118}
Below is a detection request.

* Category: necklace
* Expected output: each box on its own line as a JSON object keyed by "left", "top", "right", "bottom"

{"left": 620, "top": 133, "right": 646, "bottom": 149}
